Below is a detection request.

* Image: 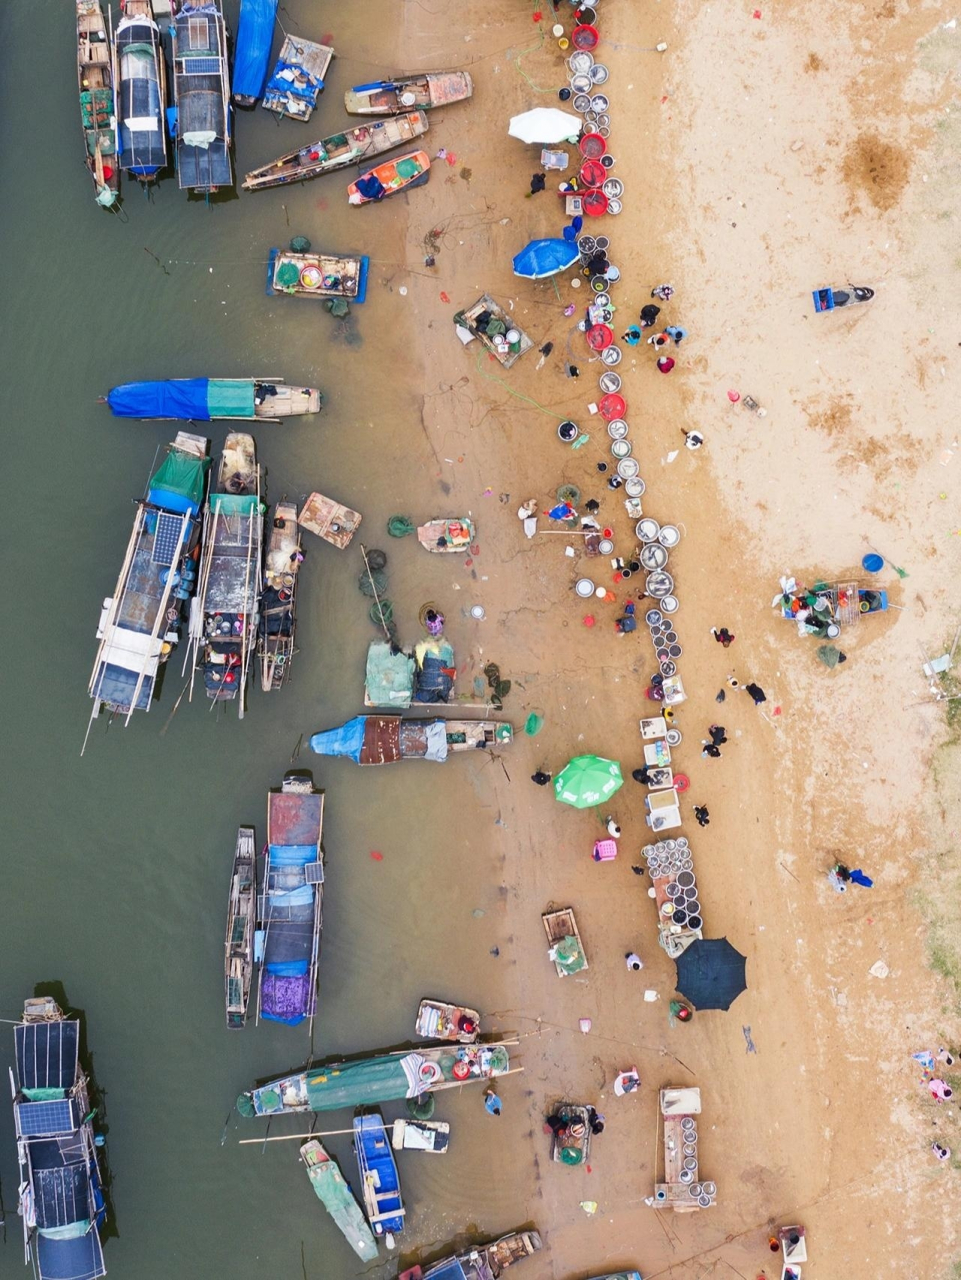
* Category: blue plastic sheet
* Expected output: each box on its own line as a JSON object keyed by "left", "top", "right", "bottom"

{"left": 309, "top": 716, "right": 366, "bottom": 763}
{"left": 512, "top": 238, "right": 580, "bottom": 279}
{"left": 107, "top": 379, "right": 210, "bottom": 420}
{"left": 232, "top": 0, "right": 278, "bottom": 101}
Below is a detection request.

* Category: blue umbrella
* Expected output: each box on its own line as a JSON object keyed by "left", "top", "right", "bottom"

{"left": 512, "top": 238, "right": 580, "bottom": 280}
{"left": 674, "top": 938, "right": 747, "bottom": 1011}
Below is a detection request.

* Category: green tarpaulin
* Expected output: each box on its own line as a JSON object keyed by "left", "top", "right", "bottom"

{"left": 305, "top": 1058, "right": 412, "bottom": 1111}
{"left": 365, "top": 641, "right": 414, "bottom": 708}
{"left": 396, "top": 156, "right": 422, "bottom": 179}
{"left": 213, "top": 493, "right": 261, "bottom": 516}
{"left": 149, "top": 451, "right": 208, "bottom": 508}
{"left": 208, "top": 379, "right": 256, "bottom": 419}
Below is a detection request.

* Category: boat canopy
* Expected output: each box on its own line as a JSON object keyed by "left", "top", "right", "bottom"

{"left": 233, "top": 0, "right": 278, "bottom": 101}
{"left": 310, "top": 715, "right": 449, "bottom": 763}
{"left": 107, "top": 378, "right": 257, "bottom": 421}
{"left": 147, "top": 449, "right": 208, "bottom": 515}
{"left": 309, "top": 716, "right": 369, "bottom": 761}
{"left": 307, "top": 1054, "right": 427, "bottom": 1112}
{"left": 365, "top": 641, "right": 415, "bottom": 707}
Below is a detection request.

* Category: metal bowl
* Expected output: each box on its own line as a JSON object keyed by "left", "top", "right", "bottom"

{"left": 601, "top": 345, "right": 622, "bottom": 366}
{"left": 573, "top": 93, "right": 592, "bottom": 112}
{"left": 590, "top": 62, "right": 610, "bottom": 84}
{"left": 637, "top": 517, "right": 660, "bottom": 542}
{"left": 607, "top": 198, "right": 623, "bottom": 215}
{"left": 575, "top": 578, "right": 596, "bottom": 598}
{"left": 660, "top": 595, "right": 679, "bottom": 613}
{"left": 607, "top": 418, "right": 628, "bottom": 439}
{"left": 597, "top": 126, "right": 611, "bottom": 138}
{"left": 624, "top": 476, "right": 646, "bottom": 497}
{"left": 595, "top": 113, "right": 611, "bottom": 127}
{"left": 568, "top": 50, "right": 595, "bottom": 74}
{"left": 600, "top": 153, "right": 615, "bottom": 169}
{"left": 603, "top": 177, "right": 624, "bottom": 198}
{"left": 616, "top": 456, "right": 639, "bottom": 479}
{"left": 645, "top": 571, "right": 674, "bottom": 598}
{"left": 645, "top": 609, "right": 662, "bottom": 626}
{"left": 611, "top": 439, "right": 632, "bottom": 459}
{"left": 594, "top": 235, "right": 610, "bottom": 250}
{"left": 666, "top": 728, "right": 682, "bottom": 746}
{"left": 571, "top": 72, "right": 593, "bottom": 94}
{"left": 604, "top": 264, "right": 621, "bottom": 282}
{"left": 597, "top": 538, "right": 614, "bottom": 555}
{"left": 590, "top": 93, "right": 610, "bottom": 112}
{"left": 583, "top": 111, "right": 598, "bottom": 127}
{"left": 578, "top": 234, "right": 597, "bottom": 255}
{"left": 594, "top": 291, "right": 611, "bottom": 308}
{"left": 641, "top": 543, "right": 669, "bottom": 570}
{"left": 658, "top": 525, "right": 680, "bottom": 547}
{"left": 599, "top": 371, "right": 621, "bottom": 393}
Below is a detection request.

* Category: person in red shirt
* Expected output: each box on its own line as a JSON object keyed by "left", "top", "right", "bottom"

{"left": 657, "top": 355, "right": 675, "bottom": 373}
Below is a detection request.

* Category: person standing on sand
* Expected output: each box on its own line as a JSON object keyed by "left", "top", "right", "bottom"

{"left": 632, "top": 765, "right": 653, "bottom": 784}
{"left": 625, "top": 952, "right": 643, "bottom": 971}
{"left": 531, "top": 770, "right": 552, "bottom": 786}
{"left": 651, "top": 284, "right": 675, "bottom": 301}
{"left": 639, "top": 303, "right": 661, "bottom": 328}
{"left": 657, "top": 355, "right": 676, "bottom": 374}
{"left": 606, "top": 816, "right": 622, "bottom": 838}
{"left": 711, "top": 626, "right": 735, "bottom": 647}
{"left": 666, "top": 325, "right": 688, "bottom": 344}
{"left": 694, "top": 805, "right": 710, "bottom": 827}
{"left": 701, "top": 742, "right": 721, "bottom": 758}
{"left": 622, "top": 326, "right": 642, "bottom": 346}
{"left": 647, "top": 331, "right": 670, "bottom": 347}
{"left": 744, "top": 682, "right": 767, "bottom": 705}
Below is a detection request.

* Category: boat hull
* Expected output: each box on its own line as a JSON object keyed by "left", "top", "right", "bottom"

{"left": 243, "top": 111, "right": 428, "bottom": 190}
{"left": 302, "top": 1140, "right": 379, "bottom": 1261}
{"left": 347, "top": 151, "right": 431, "bottom": 204}
{"left": 266, "top": 249, "right": 369, "bottom": 303}
{"left": 345, "top": 71, "right": 473, "bottom": 115}
{"left": 77, "top": 0, "right": 120, "bottom": 205}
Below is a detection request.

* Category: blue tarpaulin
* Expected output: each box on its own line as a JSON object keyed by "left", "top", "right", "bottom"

{"left": 232, "top": 0, "right": 278, "bottom": 102}
{"left": 107, "top": 379, "right": 211, "bottom": 420}
{"left": 309, "top": 717, "right": 366, "bottom": 763}
{"left": 512, "top": 238, "right": 580, "bottom": 279}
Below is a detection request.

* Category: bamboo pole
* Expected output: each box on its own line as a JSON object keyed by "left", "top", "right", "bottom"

{"left": 360, "top": 543, "right": 392, "bottom": 641}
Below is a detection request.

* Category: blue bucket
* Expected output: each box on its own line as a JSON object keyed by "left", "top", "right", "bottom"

{"left": 862, "top": 553, "right": 884, "bottom": 573}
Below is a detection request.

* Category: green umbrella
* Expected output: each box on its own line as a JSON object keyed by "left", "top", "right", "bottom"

{"left": 554, "top": 754, "right": 623, "bottom": 808}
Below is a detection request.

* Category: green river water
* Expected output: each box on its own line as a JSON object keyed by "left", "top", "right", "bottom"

{"left": 0, "top": 4, "right": 524, "bottom": 1276}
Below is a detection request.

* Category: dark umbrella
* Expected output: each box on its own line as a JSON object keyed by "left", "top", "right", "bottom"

{"left": 674, "top": 938, "right": 747, "bottom": 1011}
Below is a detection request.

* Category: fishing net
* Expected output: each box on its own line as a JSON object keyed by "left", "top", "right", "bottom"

{"left": 366, "top": 549, "right": 388, "bottom": 571}
{"left": 524, "top": 712, "right": 544, "bottom": 736}
{"left": 486, "top": 1046, "right": 510, "bottom": 1073}
{"left": 406, "top": 1093, "right": 436, "bottom": 1120}
{"left": 359, "top": 568, "right": 388, "bottom": 598}
{"left": 369, "top": 599, "right": 395, "bottom": 628}
{"left": 289, "top": 235, "right": 311, "bottom": 252}
{"left": 326, "top": 298, "right": 350, "bottom": 318}
{"left": 560, "top": 1145, "right": 583, "bottom": 1165}
{"left": 274, "top": 261, "right": 300, "bottom": 288}
{"left": 556, "top": 484, "right": 581, "bottom": 505}
{"left": 235, "top": 1093, "right": 256, "bottom": 1118}
{"left": 388, "top": 515, "right": 416, "bottom": 538}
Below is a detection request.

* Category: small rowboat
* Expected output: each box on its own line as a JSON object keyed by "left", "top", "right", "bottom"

{"left": 416, "top": 518, "right": 474, "bottom": 552}
{"left": 266, "top": 249, "right": 369, "bottom": 302}
{"left": 345, "top": 71, "right": 473, "bottom": 115}
{"left": 348, "top": 150, "right": 430, "bottom": 204}
{"left": 415, "top": 998, "right": 480, "bottom": 1043}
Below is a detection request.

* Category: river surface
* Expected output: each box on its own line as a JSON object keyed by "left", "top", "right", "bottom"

{"left": 0, "top": 3, "right": 527, "bottom": 1276}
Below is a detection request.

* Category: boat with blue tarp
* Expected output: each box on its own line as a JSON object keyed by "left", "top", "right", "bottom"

{"left": 171, "top": 1, "right": 232, "bottom": 193}
{"left": 255, "top": 773, "right": 325, "bottom": 1030}
{"left": 397, "top": 1229, "right": 543, "bottom": 1280}
{"left": 237, "top": 1040, "right": 516, "bottom": 1117}
{"left": 243, "top": 112, "right": 428, "bottom": 190}
{"left": 309, "top": 715, "right": 513, "bottom": 764}
{"left": 232, "top": 0, "right": 278, "bottom": 106}
{"left": 13, "top": 997, "right": 107, "bottom": 1280}
{"left": 266, "top": 249, "right": 370, "bottom": 303}
{"left": 263, "top": 33, "right": 334, "bottom": 121}
{"left": 105, "top": 377, "right": 321, "bottom": 421}
{"left": 114, "top": 0, "right": 168, "bottom": 182}
{"left": 354, "top": 1112, "right": 404, "bottom": 1248}
{"left": 77, "top": 0, "right": 119, "bottom": 207}
{"left": 300, "top": 1139, "right": 379, "bottom": 1262}
{"left": 86, "top": 431, "right": 209, "bottom": 738}
{"left": 345, "top": 71, "right": 473, "bottom": 116}
{"left": 190, "top": 433, "right": 263, "bottom": 711}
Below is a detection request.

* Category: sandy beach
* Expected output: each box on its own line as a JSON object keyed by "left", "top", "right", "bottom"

{"left": 380, "top": 0, "right": 961, "bottom": 1274}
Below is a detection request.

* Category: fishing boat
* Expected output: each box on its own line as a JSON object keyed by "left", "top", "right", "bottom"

{"left": 86, "top": 431, "right": 209, "bottom": 738}
{"left": 114, "top": 0, "right": 168, "bottom": 182}
{"left": 345, "top": 71, "right": 473, "bottom": 116}
{"left": 263, "top": 34, "right": 334, "bottom": 120}
{"left": 417, "top": 517, "right": 475, "bottom": 552}
{"left": 354, "top": 1112, "right": 404, "bottom": 1248}
{"left": 236, "top": 1040, "right": 516, "bottom": 1117}
{"left": 12, "top": 997, "right": 107, "bottom": 1280}
{"left": 347, "top": 151, "right": 431, "bottom": 204}
{"left": 243, "top": 112, "right": 428, "bottom": 190}
{"left": 391, "top": 1118, "right": 450, "bottom": 1154}
{"left": 454, "top": 294, "right": 535, "bottom": 370}
{"left": 364, "top": 640, "right": 415, "bottom": 709}
{"left": 259, "top": 501, "right": 301, "bottom": 692}
{"left": 549, "top": 1103, "right": 592, "bottom": 1166}
{"left": 77, "top": 0, "right": 120, "bottom": 206}
{"left": 298, "top": 492, "right": 362, "bottom": 549}
{"left": 256, "top": 773, "right": 325, "bottom": 1029}
{"left": 231, "top": 0, "right": 278, "bottom": 106}
{"left": 106, "top": 377, "right": 322, "bottom": 421}
{"left": 415, "top": 998, "right": 480, "bottom": 1042}
{"left": 310, "top": 715, "right": 513, "bottom": 764}
{"left": 191, "top": 433, "right": 263, "bottom": 711}
{"left": 398, "top": 1230, "right": 543, "bottom": 1280}
{"left": 300, "top": 1139, "right": 379, "bottom": 1262}
{"left": 266, "top": 249, "right": 370, "bottom": 303}
{"left": 225, "top": 826, "right": 257, "bottom": 1029}
{"left": 171, "top": 1, "right": 232, "bottom": 193}
{"left": 543, "top": 908, "right": 589, "bottom": 976}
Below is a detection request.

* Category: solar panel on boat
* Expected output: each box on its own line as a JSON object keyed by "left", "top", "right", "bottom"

{"left": 16, "top": 1098, "right": 78, "bottom": 1138}
{"left": 181, "top": 56, "right": 222, "bottom": 75}
{"left": 151, "top": 512, "right": 185, "bottom": 566}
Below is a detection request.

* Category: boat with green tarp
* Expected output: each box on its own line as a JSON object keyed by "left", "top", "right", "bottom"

{"left": 365, "top": 640, "right": 416, "bottom": 708}
{"left": 106, "top": 377, "right": 321, "bottom": 421}
{"left": 77, "top": 0, "right": 119, "bottom": 207}
{"left": 237, "top": 1040, "right": 517, "bottom": 1117}
{"left": 300, "top": 1138, "right": 379, "bottom": 1261}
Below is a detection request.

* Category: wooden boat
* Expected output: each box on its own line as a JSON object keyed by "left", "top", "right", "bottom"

{"left": 191, "top": 433, "right": 263, "bottom": 712}
{"left": 309, "top": 715, "right": 513, "bottom": 764}
{"left": 266, "top": 249, "right": 370, "bottom": 303}
{"left": 455, "top": 294, "right": 534, "bottom": 370}
{"left": 171, "top": 1, "right": 232, "bottom": 193}
{"left": 225, "top": 826, "right": 257, "bottom": 1029}
{"left": 543, "top": 908, "right": 589, "bottom": 976}
{"left": 256, "top": 773, "right": 325, "bottom": 1030}
{"left": 417, "top": 517, "right": 475, "bottom": 552}
{"left": 345, "top": 71, "right": 473, "bottom": 116}
{"left": 416, "top": 998, "right": 480, "bottom": 1042}
{"left": 391, "top": 1118, "right": 450, "bottom": 1155}
{"left": 398, "top": 1231, "right": 542, "bottom": 1280}
{"left": 13, "top": 998, "right": 107, "bottom": 1280}
{"left": 77, "top": 0, "right": 119, "bottom": 206}
{"left": 263, "top": 34, "right": 334, "bottom": 121}
{"left": 348, "top": 151, "right": 431, "bottom": 204}
{"left": 549, "top": 1103, "right": 592, "bottom": 1166}
{"left": 237, "top": 1040, "right": 517, "bottom": 1117}
{"left": 114, "top": 0, "right": 168, "bottom": 182}
{"left": 231, "top": 0, "right": 278, "bottom": 106}
{"left": 105, "top": 377, "right": 322, "bottom": 421}
{"left": 354, "top": 1112, "right": 405, "bottom": 1247}
{"left": 259, "top": 501, "right": 301, "bottom": 692}
{"left": 86, "top": 431, "right": 208, "bottom": 740}
{"left": 300, "top": 1139, "right": 379, "bottom": 1262}
{"left": 298, "top": 492, "right": 362, "bottom": 549}
{"left": 243, "top": 112, "right": 428, "bottom": 190}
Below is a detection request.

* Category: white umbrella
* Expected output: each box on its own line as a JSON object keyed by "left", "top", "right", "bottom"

{"left": 508, "top": 107, "right": 582, "bottom": 145}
